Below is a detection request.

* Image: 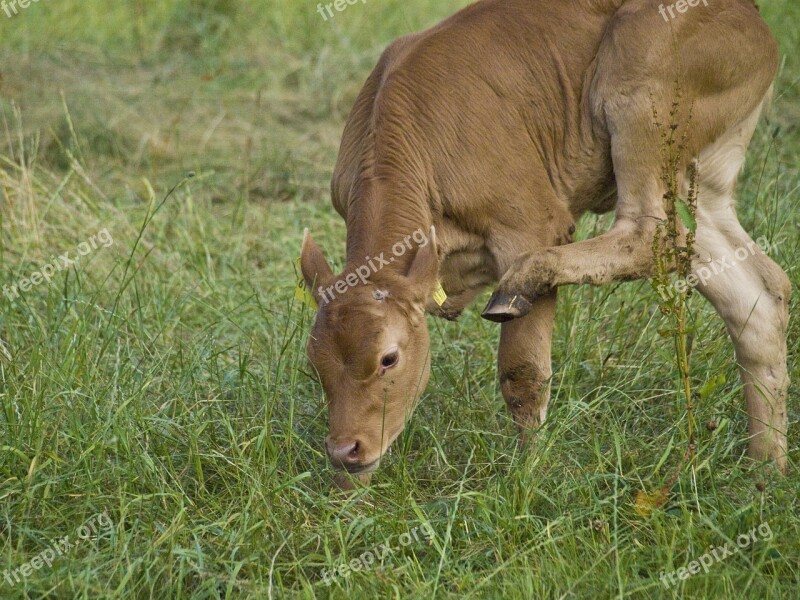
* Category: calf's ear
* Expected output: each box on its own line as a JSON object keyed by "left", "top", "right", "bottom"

{"left": 301, "top": 229, "right": 334, "bottom": 301}
{"left": 405, "top": 226, "right": 439, "bottom": 302}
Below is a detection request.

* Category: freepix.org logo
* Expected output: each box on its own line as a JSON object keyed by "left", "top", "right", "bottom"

{"left": 2, "top": 0, "right": 43, "bottom": 19}
{"left": 316, "top": 0, "right": 368, "bottom": 22}
{"left": 316, "top": 228, "right": 430, "bottom": 305}
{"left": 2, "top": 511, "right": 113, "bottom": 587}
{"left": 660, "top": 522, "right": 773, "bottom": 589}
{"left": 3, "top": 228, "right": 114, "bottom": 302}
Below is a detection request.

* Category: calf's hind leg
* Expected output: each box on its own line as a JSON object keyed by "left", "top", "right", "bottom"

{"left": 693, "top": 219, "right": 790, "bottom": 472}
{"left": 692, "top": 111, "right": 791, "bottom": 472}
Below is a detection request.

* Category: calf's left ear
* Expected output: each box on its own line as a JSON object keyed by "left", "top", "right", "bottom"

{"left": 405, "top": 226, "right": 439, "bottom": 302}
{"left": 301, "top": 229, "right": 334, "bottom": 302}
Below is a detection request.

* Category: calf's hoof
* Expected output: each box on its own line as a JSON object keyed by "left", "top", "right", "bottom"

{"left": 481, "top": 292, "right": 533, "bottom": 322}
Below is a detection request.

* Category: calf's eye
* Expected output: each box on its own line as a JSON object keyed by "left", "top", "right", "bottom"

{"left": 380, "top": 352, "right": 399, "bottom": 371}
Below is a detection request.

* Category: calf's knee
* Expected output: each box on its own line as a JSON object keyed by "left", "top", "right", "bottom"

{"left": 499, "top": 362, "right": 551, "bottom": 429}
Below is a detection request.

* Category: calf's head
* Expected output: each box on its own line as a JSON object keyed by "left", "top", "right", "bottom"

{"left": 300, "top": 228, "right": 438, "bottom": 488}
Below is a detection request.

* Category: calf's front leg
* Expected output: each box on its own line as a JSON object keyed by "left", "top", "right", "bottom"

{"left": 483, "top": 216, "right": 661, "bottom": 322}
{"left": 497, "top": 290, "right": 557, "bottom": 442}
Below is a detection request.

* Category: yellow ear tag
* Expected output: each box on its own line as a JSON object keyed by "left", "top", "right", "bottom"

{"left": 433, "top": 281, "right": 447, "bottom": 307}
{"left": 294, "top": 258, "right": 318, "bottom": 310}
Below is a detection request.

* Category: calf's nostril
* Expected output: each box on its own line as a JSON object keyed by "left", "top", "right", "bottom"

{"left": 349, "top": 441, "right": 360, "bottom": 457}
{"left": 326, "top": 439, "right": 362, "bottom": 465}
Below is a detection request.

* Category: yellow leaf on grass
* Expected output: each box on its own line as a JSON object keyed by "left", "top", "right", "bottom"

{"left": 634, "top": 489, "right": 669, "bottom": 517}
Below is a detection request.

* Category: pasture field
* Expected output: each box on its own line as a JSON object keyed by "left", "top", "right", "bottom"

{"left": 0, "top": 1, "right": 798, "bottom": 598}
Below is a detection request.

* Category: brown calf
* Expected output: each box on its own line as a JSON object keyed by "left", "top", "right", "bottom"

{"left": 301, "top": 0, "right": 790, "bottom": 488}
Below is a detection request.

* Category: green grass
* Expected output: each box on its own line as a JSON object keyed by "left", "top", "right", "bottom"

{"left": 0, "top": 0, "right": 798, "bottom": 598}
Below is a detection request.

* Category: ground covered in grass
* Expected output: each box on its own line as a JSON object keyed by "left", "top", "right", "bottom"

{"left": 0, "top": 1, "right": 798, "bottom": 598}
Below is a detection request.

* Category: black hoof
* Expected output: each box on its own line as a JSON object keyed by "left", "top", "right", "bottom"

{"left": 481, "top": 292, "right": 533, "bottom": 323}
